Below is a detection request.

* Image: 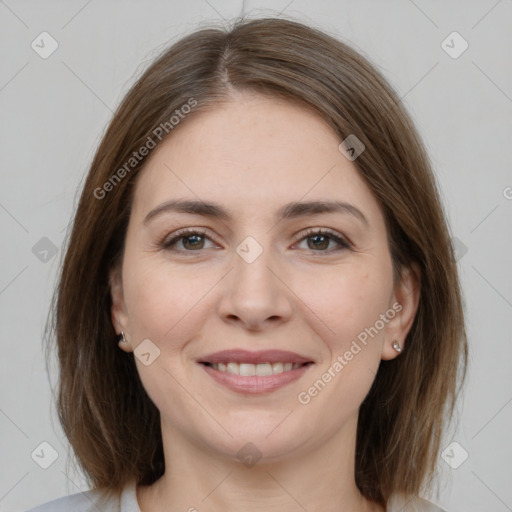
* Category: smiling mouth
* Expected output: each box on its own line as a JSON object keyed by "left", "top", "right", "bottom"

{"left": 201, "top": 361, "right": 312, "bottom": 376}
{"left": 197, "top": 349, "right": 314, "bottom": 393}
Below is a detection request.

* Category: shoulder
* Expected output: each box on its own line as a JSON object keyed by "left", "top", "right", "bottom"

{"left": 387, "top": 494, "right": 448, "bottom": 512}
{"left": 25, "top": 488, "right": 115, "bottom": 512}
{"left": 25, "top": 480, "right": 139, "bottom": 512}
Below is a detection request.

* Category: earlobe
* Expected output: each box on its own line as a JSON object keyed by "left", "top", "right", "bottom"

{"left": 391, "top": 340, "right": 402, "bottom": 353}
{"left": 109, "top": 267, "right": 132, "bottom": 352}
{"left": 116, "top": 331, "right": 132, "bottom": 353}
{"left": 381, "top": 263, "right": 421, "bottom": 361}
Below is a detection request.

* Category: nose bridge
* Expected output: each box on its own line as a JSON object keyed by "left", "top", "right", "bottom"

{"left": 232, "top": 234, "right": 279, "bottom": 298}
{"left": 216, "top": 233, "right": 293, "bottom": 328}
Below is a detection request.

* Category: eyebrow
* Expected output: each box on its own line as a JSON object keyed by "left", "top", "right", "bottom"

{"left": 143, "top": 199, "right": 369, "bottom": 227}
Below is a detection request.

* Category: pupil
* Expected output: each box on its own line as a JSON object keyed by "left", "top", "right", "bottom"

{"left": 310, "top": 235, "right": 328, "bottom": 250}
{"left": 185, "top": 235, "right": 203, "bottom": 249}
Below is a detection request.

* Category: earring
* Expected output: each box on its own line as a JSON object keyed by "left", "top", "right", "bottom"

{"left": 392, "top": 340, "right": 402, "bottom": 353}
{"left": 117, "top": 332, "right": 127, "bottom": 344}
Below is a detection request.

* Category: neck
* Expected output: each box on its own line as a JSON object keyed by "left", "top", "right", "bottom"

{"left": 137, "top": 415, "right": 384, "bottom": 512}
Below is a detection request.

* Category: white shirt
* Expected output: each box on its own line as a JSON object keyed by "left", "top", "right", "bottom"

{"left": 26, "top": 479, "right": 447, "bottom": 511}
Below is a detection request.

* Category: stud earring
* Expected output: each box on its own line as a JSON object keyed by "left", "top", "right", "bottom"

{"left": 392, "top": 340, "right": 402, "bottom": 353}
{"left": 117, "top": 332, "right": 127, "bottom": 344}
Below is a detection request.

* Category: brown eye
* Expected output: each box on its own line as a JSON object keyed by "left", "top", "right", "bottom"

{"left": 296, "top": 230, "right": 350, "bottom": 253}
{"left": 180, "top": 234, "right": 205, "bottom": 250}
{"left": 162, "top": 229, "right": 215, "bottom": 252}
{"left": 307, "top": 234, "right": 330, "bottom": 250}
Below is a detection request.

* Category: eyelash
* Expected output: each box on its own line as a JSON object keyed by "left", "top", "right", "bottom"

{"left": 160, "top": 228, "right": 351, "bottom": 255}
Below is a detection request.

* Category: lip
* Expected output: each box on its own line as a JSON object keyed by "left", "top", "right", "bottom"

{"left": 201, "top": 363, "right": 312, "bottom": 394}
{"left": 198, "top": 349, "right": 312, "bottom": 365}
{"left": 197, "top": 349, "right": 314, "bottom": 395}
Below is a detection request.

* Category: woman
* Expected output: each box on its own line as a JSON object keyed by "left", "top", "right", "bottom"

{"left": 29, "top": 17, "right": 467, "bottom": 512}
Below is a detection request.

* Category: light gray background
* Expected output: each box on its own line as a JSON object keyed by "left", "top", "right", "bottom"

{"left": 1, "top": 1, "right": 511, "bottom": 511}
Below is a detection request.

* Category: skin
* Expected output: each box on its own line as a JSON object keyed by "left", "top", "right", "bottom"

{"left": 110, "top": 91, "right": 420, "bottom": 512}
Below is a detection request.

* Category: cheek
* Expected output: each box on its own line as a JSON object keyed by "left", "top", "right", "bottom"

{"left": 121, "top": 258, "right": 210, "bottom": 404}
{"left": 122, "top": 255, "right": 216, "bottom": 346}
{"left": 297, "top": 261, "right": 394, "bottom": 350}
{"left": 295, "top": 267, "right": 393, "bottom": 420}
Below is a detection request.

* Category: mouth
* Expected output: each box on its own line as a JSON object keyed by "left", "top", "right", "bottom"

{"left": 197, "top": 349, "right": 314, "bottom": 394}
{"left": 202, "top": 361, "right": 308, "bottom": 375}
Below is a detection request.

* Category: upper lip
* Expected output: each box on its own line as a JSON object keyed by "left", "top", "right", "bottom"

{"left": 198, "top": 349, "right": 313, "bottom": 365}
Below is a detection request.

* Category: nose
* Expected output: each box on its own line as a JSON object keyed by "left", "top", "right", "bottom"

{"left": 216, "top": 243, "right": 294, "bottom": 331}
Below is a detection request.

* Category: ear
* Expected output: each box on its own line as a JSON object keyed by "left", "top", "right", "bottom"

{"left": 381, "top": 263, "right": 421, "bottom": 361}
{"left": 109, "top": 266, "right": 133, "bottom": 353}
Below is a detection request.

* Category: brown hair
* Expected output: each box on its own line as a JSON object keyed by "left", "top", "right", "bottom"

{"left": 47, "top": 17, "right": 467, "bottom": 505}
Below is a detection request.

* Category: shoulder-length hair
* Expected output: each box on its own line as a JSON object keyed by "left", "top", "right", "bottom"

{"left": 47, "top": 17, "right": 467, "bottom": 506}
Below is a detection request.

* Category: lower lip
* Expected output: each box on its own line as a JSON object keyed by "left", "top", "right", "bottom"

{"left": 200, "top": 363, "right": 312, "bottom": 394}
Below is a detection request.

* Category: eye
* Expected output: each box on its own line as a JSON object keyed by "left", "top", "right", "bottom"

{"left": 294, "top": 229, "right": 351, "bottom": 253}
{"left": 160, "top": 228, "right": 351, "bottom": 254}
{"left": 161, "top": 229, "right": 217, "bottom": 252}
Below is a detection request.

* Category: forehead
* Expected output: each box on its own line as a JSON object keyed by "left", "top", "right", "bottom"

{"left": 131, "top": 93, "right": 382, "bottom": 225}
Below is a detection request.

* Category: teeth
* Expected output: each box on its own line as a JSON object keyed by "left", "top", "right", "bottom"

{"left": 209, "top": 362, "right": 303, "bottom": 375}
{"left": 226, "top": 362, "right": 238, "bottom": 374}
{"left": 272, "top": 362, "right": 284, "bottom": 373}
{"left": 240, "top": 363, "right": 255, "bottom": 376}
{"left": 256, "top": 363, "right": 272, "bottom": 376}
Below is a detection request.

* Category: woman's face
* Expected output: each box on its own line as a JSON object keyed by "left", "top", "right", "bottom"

{"left": 110, "top": 92, "right": 418, "bottom": 464}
